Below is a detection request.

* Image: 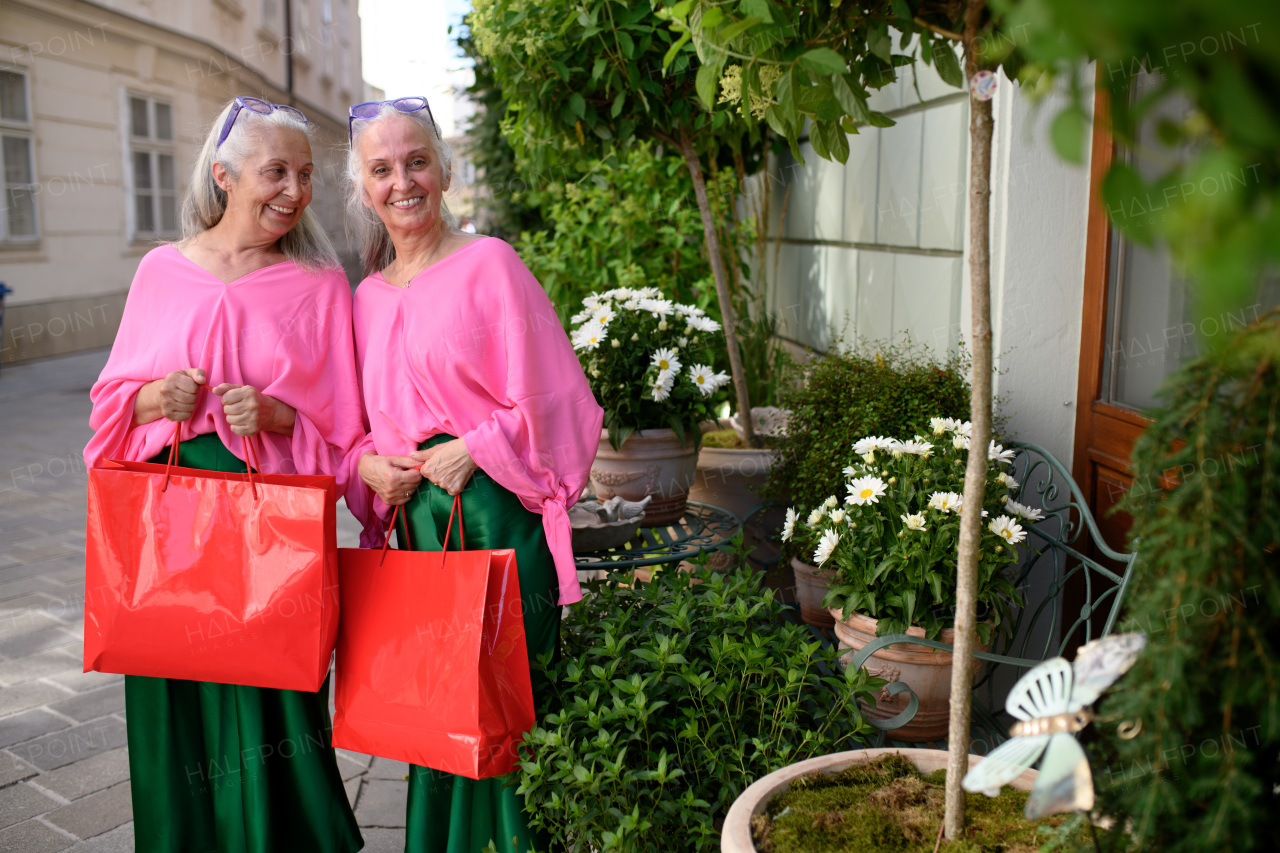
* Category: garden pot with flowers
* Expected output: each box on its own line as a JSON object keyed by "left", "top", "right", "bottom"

{"left": 784, "top": 417, "right": 1041, "bottom": 741}
{"left": 572, "top": 287, "right": 731, "bottom": 525}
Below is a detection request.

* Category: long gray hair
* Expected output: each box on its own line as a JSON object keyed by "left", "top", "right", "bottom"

{"left": 344, "top": 103, "right": 457, "bottom": 278}
{"left": 181, "top": 98, "right": 339, "bottom": 271}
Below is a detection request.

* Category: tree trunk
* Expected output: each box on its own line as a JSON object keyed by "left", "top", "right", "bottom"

{"left": 678, "top": 125, "right": 756, "bottom": 446}
{"left": 944, "top": 1, "right": 994, "bottom": 839}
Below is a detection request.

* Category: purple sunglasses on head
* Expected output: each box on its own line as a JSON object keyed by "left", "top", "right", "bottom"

{"left": 217, "top": 96, "right": 308, "bottom": 148}
{"left": 348, "top": 96, "right": 439, "bottom": 142}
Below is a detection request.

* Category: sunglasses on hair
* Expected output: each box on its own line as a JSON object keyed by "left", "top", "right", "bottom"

{"left": 348, "top": 97, "right": 439, "bottom": 142}
{"left": 217, "top": 96, "right": 308, "bottom": 148}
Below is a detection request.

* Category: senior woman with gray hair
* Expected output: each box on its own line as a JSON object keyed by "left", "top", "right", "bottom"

{"left": 84, "top": 97, "right": 365, "bottom": 852}
{"left": 345, "top": 97, "right": 601, "bottom": 853}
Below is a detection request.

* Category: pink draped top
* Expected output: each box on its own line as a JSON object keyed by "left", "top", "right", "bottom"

{"left": 350, "top": 237, "right": 602, "bottom": 606}
{"left": 85, "top": 244, "right": 368, "bottom": 504}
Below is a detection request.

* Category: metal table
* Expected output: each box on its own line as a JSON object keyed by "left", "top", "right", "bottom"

{"left": 572, "top": 500, "right": 742, "bottom": 571}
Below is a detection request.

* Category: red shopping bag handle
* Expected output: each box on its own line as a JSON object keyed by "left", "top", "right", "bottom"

{"left": 377, "top": 494, "right": 465, "bottom": 567}
{"left": 161, "top": 385, "right": 264, "bottom": 501}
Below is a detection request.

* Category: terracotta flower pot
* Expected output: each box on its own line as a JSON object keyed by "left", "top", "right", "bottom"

{"left": 720, "top": 747, "right": 1037, "bottom": 853}
{"left": 791, "top": 557, "right": 836, "bottom": 629}
{"left": 590, "top": 428, "right": 698, "bottom": 526}
{"left": 687, "top": 445, "right": 775, "bottom": 521}
{"left": 829, "top": 608, "right": 989, "bottom": 743}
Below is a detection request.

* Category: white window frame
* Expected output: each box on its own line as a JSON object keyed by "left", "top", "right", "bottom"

{"left": 0, "top": 66, "right": 39, "bottom": 244}
{"left": 123, "top": 91, "right": 179, "bottom": 242}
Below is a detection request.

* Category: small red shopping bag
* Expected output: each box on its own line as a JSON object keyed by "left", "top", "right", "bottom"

{"left": 83, "top": 421, "right": 339, "bottom": 691}
{"left": 332, "top": 497, "right": 535, "bottom": 779}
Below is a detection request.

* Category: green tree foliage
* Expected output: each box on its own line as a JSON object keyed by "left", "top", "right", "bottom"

{"left": 455, "top": 18, "right": 547, "bottom": 239}
{"left": 517, "top": 565, "right": 881, "bottom": 852}
{"left": 1067, "top": 310, "right": 1280, "bottom": 851}
{"left": 515, "top": 142, "right": 719, "bottom": 323}
{"left": 999, "top": 0, "right": 1280, "bottom": 326}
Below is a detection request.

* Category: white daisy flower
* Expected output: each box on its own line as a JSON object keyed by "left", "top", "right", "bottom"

{"left": 861, "top": 452, "right": 876, "bottom": 465}
{"left": 852, "top": 436, "right": 886, "bottom": 456}
{"left": 622, "top": 298, "right": 640, "bottom": 310}
{"left": 887, "top": 439, "right": 906, "bottom": 459}
{"left": 781, "top": 507, "right": 798, "bottom": 541}
{"left": 900, "top": 439, "right": 934, "bottom": 458}
{"left": 814, "top": 529, "right": 840, "bottom": 567}
{"left": 928, "top": 491, "right": 962, "bottom": 513}
{"left": 842, "top": 464, "right": 862, "bottom": 477}
{"left": 688, "top": 364, "right": 717, "bottom": 397}
{"left": 582, "top": 294, "right": 603, "bottom": 309}
{"left": 807, "top": 506, "right": 827, "bottom": 526}
{"left": 651, "top": 348, "right": 682, "bottom": 375}
{"left": 829, "top": 508, "right": 847, "bottom": 525}
{"left": 900, "top": 513, "right": 927, "bottom": 532}
{"left": 954, "top": 420, "right": 973, "bottom": 437}
{"left": 988, "top": 442, "right": 1017, "bottom": 463}
{"left": 929, "top": 417, "right": 949, "bottom": 435}
{"left": 686, "top": 315, "right": 721, "bottom": 333}
{"left": 989, "top": 514, "right": 1027, "bottom": 545}
{"left": 952, "top": 435, "right": 971, "bottom": 451}
{"left": 651, "top": 371, "right": 675, "bottom": 402}
{"left": 592, "top": 306, "right": 617, "bottom": 327}
{"left": 570, "top": 308, "right": 593, "bottom": 324}
{"left": 571, "top": 320, "right": 606, "bottom": 351}
{"left": 674, "top": 303, "right": 706, "bottom": 317}
{"left": 1004, "top": 498, "right": 1044, "bottom": 521}
{"left": 846, "top": 476, "right": 887, "bottom": 506}
{"left": 637, "top": 298, "right": 675, "bottom": 316}
{"left": 998, "top": 472, "right": 1020, "bottom": 491}
{"left": 823, "top": 495, "right": 839, "bottom": 510}
{"left": 636, "top": 287, "right": 662, "bottom": 299}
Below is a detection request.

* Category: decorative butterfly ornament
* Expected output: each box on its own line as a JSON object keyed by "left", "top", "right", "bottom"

{"left": 961, "top": 632, "right": 1147, "bottom": 819}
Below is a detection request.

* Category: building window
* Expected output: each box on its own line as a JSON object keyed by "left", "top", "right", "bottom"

{"left": 0, "top": 68, "right": 38, "bottom": 242}
{"left": 127, "top": 94, "right": 178, "bottom": 238}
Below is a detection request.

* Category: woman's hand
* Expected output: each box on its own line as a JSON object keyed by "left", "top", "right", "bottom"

{"left": 211, "top": 384, "right": 296, "bottom": 437}
{"left": 133, "top": 368, "right": 207, "bottom": 425}
{"left": 411, "top": 439, "right": 478, "bottom": 497}
{"left": 359, "top": 453, "right": 424, "bottom": 506}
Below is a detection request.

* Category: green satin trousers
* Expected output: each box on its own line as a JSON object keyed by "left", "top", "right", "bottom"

{"left": 396, "top": 434, "right": 560, "bottom": 853}
{"left": 126, "top": 432, "right": 363, "bottom": 853}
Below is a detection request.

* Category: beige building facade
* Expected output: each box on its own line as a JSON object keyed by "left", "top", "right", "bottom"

{"left": 0, "top": 0, "right": 366, "bottom": 364}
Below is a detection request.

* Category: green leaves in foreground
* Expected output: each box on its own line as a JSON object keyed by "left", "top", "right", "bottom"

{"left": 517, "top": 565, "right": 881, "bottom": 852}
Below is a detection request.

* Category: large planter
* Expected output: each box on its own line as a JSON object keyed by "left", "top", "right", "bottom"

{"left": 829, "top": 608, "right": 988, "bottom": 743}
{"left": 687, "top": 445, "right": 775, "bottom": 521}
{"left": 791, "top": 557, "right": 836, "bottom": 629}
{"left": 590, "top": 428, "right": 697, "bottom": 526}
{"left": 721, "top": 748, "right": 1037, "bottom": 853}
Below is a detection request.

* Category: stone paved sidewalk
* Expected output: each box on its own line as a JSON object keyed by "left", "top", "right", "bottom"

{"left": 0, "top": 351, "right": 406, "bottom": 852}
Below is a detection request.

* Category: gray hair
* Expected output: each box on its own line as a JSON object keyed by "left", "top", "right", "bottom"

{"left": 181, "top": 98, "right": 339, "bottom": 271}
{"left": 344, "top": 103, "right": 457, "bottom": 278}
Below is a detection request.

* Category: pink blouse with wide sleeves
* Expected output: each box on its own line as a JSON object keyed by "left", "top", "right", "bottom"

{"left": 85, "top": 244, "right": 368, "bottom": 497}
{"left": 351, "top": 237, "right": 602, "bottom": 606}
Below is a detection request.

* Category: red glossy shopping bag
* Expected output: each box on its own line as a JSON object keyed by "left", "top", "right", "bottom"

{"left": 83, "top": 422, "right": 339, "bottom": 691}
{"left": 332, "top": 497, "right": 535, "bottom": 779}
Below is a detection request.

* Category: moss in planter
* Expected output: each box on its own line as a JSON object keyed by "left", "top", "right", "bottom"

{"left": 702, "top": 428, "right": 779, "bottom": 449}
{"left": 752, "top": 754, "right": 1078, "bottom": 853}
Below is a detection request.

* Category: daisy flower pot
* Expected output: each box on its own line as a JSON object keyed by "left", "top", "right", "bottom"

{"left": 590, "top": 427, "right": 699, "bottom": 525}
{"left": 827, "top": 608, "right": 989, "bottom": 742}
{"left": 784, "top": 419, "right": 1043, "bottom": 737}
{"left": 790, "top": 557, "right": 836, "bottom": 629}
{"left": 572, "top": 287, "right": 733, "bottom": 524}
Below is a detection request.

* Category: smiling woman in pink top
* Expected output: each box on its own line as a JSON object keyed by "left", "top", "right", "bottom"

{"left": 344, "top": 97, "right": 602, "bottom": 853}
{"left": 84, "top": 98, "right": 364, "bottom": 852}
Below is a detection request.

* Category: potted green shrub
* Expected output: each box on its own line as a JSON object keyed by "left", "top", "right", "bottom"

{"left": 786, "top": 419, "right": 1033, "bottom": 741}
{"left": 765, "top": 340, "right": 975, "bottom": 628}
{"left": 572, "top": 287, "right": 731, "bottom": 524}
{"left": 515, "top": 565, "right": 882, "bottom": 851}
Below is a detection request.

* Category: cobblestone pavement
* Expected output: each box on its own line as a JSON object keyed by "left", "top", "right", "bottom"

{"left": 0, "top": 351, "right": 407, "bottom": 852}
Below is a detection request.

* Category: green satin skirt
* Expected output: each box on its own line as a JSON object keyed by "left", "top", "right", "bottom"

{"left": 126, "top": 431, "right": 364, "bottom": 853}
{"left": 396, "top": 434, "right": 560, "bottom": 853}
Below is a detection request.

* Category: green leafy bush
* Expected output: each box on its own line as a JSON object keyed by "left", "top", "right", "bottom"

{"left": 764, "top": 338, "right": 979, "bottom": 518}
{"left": 517, "top": 566, "right": 881, "bottom": 852}
{"left": 1071, "top": 310, "right": 1280, "bottom": 852}
{"left": 516, "top": 142, "right": 718, "bottom": 325}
